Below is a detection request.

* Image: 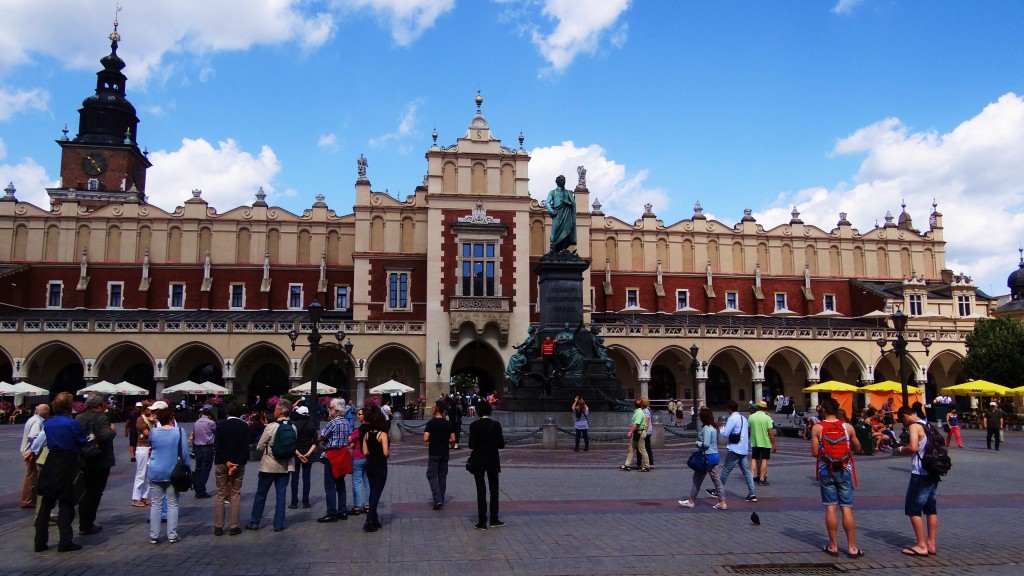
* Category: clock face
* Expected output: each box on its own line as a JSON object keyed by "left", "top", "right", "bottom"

{"left": 81, "top": 151, "right": 108, "bottom": 176}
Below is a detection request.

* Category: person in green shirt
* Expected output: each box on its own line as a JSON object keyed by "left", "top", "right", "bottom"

{"left": 748, "top": 401, "right": 777, "bottom": 485}
{"left": 619, "top": 399, "right": 650, "bottom": 472}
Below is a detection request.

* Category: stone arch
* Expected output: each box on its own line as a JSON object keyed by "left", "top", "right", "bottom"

{"left": 530, "top": 219, "right": 545, "bottom": 256}
{"left": 650, "top": 344, "right": 698, "bottom": 403}
{"left": 630, "top": 237, "right": 643, "bottom": 271}
{"left": 442, "top": 161, "right": 457, "bottom": 194}
{"left": 763, "top": 346, "right": 814, "bottom": 406}
{"left": 471, "top": 162, "right": 486, "bottom": 194}
{"left": 199, "top": 226, "right": 213, "bottom": 260}
{"left": 136, "top": 225, "right": 152, "bottom": 262}
{"left": 853, "top": 246, "right": 865, "bottom": 276}
{"left": 873, "top": 350, "right": 922, "bottom": 387}
{"left": 876, "top": 246, "right": 889, "bottom": 278}
{"left": 705, "top": 346, "right": 756, "bottom": 406}
{"left": 297, "top": 229, "right": 312, "bottom": 264}
{"left": 707, "top": 240, "right": 719, "bottom": 272}
{"left": 75, "top": 224, "right": 89, "bottom": 260}
{"left": 757, "top": 242, "right": 769, "bottom": 274}
{"left": 234, "top": 342, "right": 294, "bottom": 404}
{"left": 105, "top": 225, "right": 122, "bottom": 262}
{"left": 45, "top": 224, "right": 60, "bottom": 261}
{"left": 167, "top": 226, "right": 182, "bottom": 262}
{"left": 366, "top": 343, "right": 424, "bottom": 402}
{"left": 900, "top": 247, "right": 911, "bottom": 278}
{"left": 605, "top": 237, "right": 618, "bottom": 268}
{"left": 326, "top": 230, "right": 340, "bottom": 265}
{"left": 370, "top": 216, "right": 385, "bottom": 251}
{"left": 682, "top": 239, "right": 694, "bottom": 271}
{"left": 805, "top": 244, "right": 818, "bottom": 275}
{"left": 820, "top": 347, "right": 866, "bottom": 384}
{"left": 925, "top": 349, "right": 965, "bottom": 399}
{"left": 400, "top": 216, "right": 415, "bottom": 253}
{"left": 164, "top": 342, "right": 224, "bottom": 388}
{"left": 23, "top": 341, "right": 85, "bottom": 395}
{"left": 12, "top": 223, "right": 28, "bottom": 260}
{"left": 656, "top": 238, "right": 668, "bottom": 270}
{"left": 267, "top": 228, "right": 281, "bottom": 262}
{"left": 781, "top": 243, "right": 794, "bottom": 275}
{"left": 731, "top": 242, "right": 743, "bottom": 272}
{"left": 829, "top": 245, "right": 841, "bottom": 276}
{"left": 450, "top": 340, "right": 503, "bottom": 397}
{"left": 500, "top": 163, "right": 514, "bottom": 196}
{"left": 94, "top": 341, "right": 157, "bottom": 395}
{"left": 237, "top": 227, "right": 252, "bottom": 263}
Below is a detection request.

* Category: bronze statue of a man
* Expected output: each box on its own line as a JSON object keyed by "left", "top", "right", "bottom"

{"left": 546, "top": 175, "right": 576, "bottom": 253}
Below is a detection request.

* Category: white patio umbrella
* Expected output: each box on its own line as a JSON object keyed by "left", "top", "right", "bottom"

{"left": 161, "top": 380, "right": 208, "bottom": 395}
{"left": 197, "top": 381, "right": 230, "bottom": 395}
{"left": 112, "top": 382, "right": 150, "bottom": 396}
{"left": 9, "top": 382, "right": 49, "bottom": 396}
{"left": 289, "top": 381, "right": 337, "bottom": 395}
{"left": 77, "top": 380, "right": 122, "bottom": 395}
{"left": 368, "top": 379, "right": 415, "bottom": 395}
{"left": 813, "top": 309, "right": 844, "bottom": 318}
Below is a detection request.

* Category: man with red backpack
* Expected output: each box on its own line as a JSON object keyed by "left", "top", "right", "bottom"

{"left": 811, "top": 398, "right": 863, "bottom": 559}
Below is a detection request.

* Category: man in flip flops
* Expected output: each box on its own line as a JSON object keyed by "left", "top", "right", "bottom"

{"left": 896, "top": 406, "right": 939, "bottom": 557}
{"left": 811, "top": 398, "right": 863, "bottom": 559}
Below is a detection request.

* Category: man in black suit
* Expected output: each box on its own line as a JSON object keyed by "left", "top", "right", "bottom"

{"left": 467, "top": 401, "right": 505, "bottom": 530}
{"left": 213, "top": 403, "right": 250, "bottom": 536}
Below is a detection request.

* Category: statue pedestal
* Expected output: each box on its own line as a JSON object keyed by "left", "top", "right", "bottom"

{"left": 502, "top": 251, "right": 626, "bottom": 411}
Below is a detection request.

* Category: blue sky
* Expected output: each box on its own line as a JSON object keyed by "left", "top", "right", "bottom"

{"left": 2, "top": 0, "right": 1024, "bottom": 296}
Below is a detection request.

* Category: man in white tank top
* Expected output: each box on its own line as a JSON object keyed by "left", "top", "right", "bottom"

{"left": 896, "top": 406, "right": 938, "bottom": 557}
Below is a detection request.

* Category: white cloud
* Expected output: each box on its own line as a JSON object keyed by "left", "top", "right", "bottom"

{"left": 334, "top": 0, "right": 455, "bottom": 45}
{"left": 368, "top": 99, "right": 422, "bottom": 148}
{"left": 0, "top": 155, "right": 58, "bottom": 208}
{"left": 146, "top": 137, "right": 282, "bottom": 211}
{"left": 754, "top": 92, "right": 1024, "bottom": 296}
{"left": 318, "top": 133, "right": 339, "bottom": 151}
{"left": 0, "top": 86, "right": 50, "bottom": 121}
{"left": 529, "top": 140, "right": 667, "bottom": 220}
{"left": 832, "top": 0, "right": 865, "bottom": 15}
{"left": 0, "top": 1, "right": 336, "bottom": 86}
{"left": 526, "top": 0, "right": 632, "bottom": 73}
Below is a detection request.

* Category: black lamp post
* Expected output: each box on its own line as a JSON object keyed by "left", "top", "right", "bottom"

{"left": 435, "top": 343, "right": 443, "bottom": 378}
{"left": 876, "top": 307, "right": 932, "bottom": 443}
{"left": 289, "top": 298, "right": 350, "bottom": 425}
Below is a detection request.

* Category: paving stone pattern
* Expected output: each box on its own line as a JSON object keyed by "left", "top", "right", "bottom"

{"left": 0, "top": 420, "right": 1020, "bottom": 575}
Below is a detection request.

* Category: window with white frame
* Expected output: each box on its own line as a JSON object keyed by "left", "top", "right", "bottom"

{"left": 46, "top": 281, "right": 63, "bottom": 308}
{"left": 230, "top": 284, "right": 245, "bottom": 309}
{"left": 823, "top": 294, "right": 836, "bottom": 312}
{"left": 957, "top": 295, "right": 972, "bottom": 317}
{"left": 626, "top": 288, "right": 639, "bottom": 309}
{"left": 107, "top": 281, "right": 124, "bottom": 309}
{"left": 387, "top": 271, "right": 410, "bottom": 310}
{"left": 459, "top": 241, "right": 498, "bottom": 296}
{"left": 726, "top": 291, "right": 738, "bottom": 309}
{"left": 676, "top": 289, "right": 690, "bottom": 310}
{"left": 335, "top": 286, "right": 349, "bottom": 310}
{"left": 774, "top": 293, "right": 787, "bottom": 311}
{"left": 908, "top": 293, "right": 923, "bottom": 316}
{"left": 169, "top": 283, "right": 185, "bottom": 309}
{"left": 288, "top": 284, "right": 303, "bottom": 310}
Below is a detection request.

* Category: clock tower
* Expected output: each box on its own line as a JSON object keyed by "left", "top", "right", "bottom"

{"left": 48, "top": 16, "right": 152, "bottom": 210}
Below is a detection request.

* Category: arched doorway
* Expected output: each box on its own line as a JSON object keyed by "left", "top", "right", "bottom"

{"left": 24, "top": 343, "right": 83, "bottom": 396}
{"left": 52, "top": 364, "right": 85, "bottom": 397}
{"left": 249, "top": 364, "right": 289, "bottom": 406}
{"left": 706, "top": 365, "right": 731, "bottom": 406}
{"left": 451, "top": 341, "right": 503, "bottom": 397}
{"left": 649, "top": 365, "right": 677, "bottom": 402}
{"left": 763, "top": 366, "right": 784, "bottom": 405}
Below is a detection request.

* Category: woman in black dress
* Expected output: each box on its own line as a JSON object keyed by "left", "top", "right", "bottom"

{"left": 361, "top": 405, "right": 390, "bottom": 532}
{"left": 467, "top": 400, "right": 505, "bottom": 530}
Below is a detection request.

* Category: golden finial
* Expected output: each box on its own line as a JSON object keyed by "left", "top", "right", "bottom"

{"left": 109, "top": 4, "right": 122, "bottom": 42}
{"left": 475, "top": 90, "right": 483, "bottom": 112}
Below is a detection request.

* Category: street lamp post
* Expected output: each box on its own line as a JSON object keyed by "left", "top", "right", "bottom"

{"left": 876, "top": 308, "right": 932, "bottom": 443}
{"left": 289, "top": 299, "right": 351, "bottom": 425}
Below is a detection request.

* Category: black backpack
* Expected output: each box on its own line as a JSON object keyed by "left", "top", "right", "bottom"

{"left": 913, "top": 421, "right": 952, "bottom": 479}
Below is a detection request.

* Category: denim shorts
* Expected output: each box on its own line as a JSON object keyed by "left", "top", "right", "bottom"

{"left": 818, "top": 468, "right": 854, "bottom": 507}
{"left": 905, "top": 473, "right": 938, "bottom": 516}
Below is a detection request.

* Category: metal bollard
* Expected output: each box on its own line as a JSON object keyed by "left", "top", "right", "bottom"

{"left": 389, "top": 412, "right": 404, "bottom": 444}
{"left": 542, "top": 416, "right": 558, "bottom": 449}
{"left": 652, "top": 414, "right": 665, "bottom": 448}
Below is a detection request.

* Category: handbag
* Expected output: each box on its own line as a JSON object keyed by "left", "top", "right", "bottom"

{"left": 80, "top": 420, "right": 102, "bottom": 460}
{"left": 727, "top": 418, "right": 745, "bottom": 444}
{"left": 169, "top": 428, "right": 194, "bottom": 492}
{"left": 687, "top": 447, "right": 710, "bottom": 473}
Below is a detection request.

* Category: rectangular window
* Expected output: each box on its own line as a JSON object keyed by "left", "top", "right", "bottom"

{"left": 107, "top": 282, "right": 124, "bottom": 309}
{"left": 726, "top": 291, "right": 738, "bottom": 309}
{"left": 335, "top": 286, "right": 349, "bottom": 310}
{"left": 908, "top": 293, "right": 923, "bottom": 316}
{"left": 169, "top": 284, "right": 185, "bottom": 309}
{"left": 823, "top": 294, "right": 836, "bottom": 312}
{"left": 459, "top": 241, "right": 498, "bottom": 296}
{"left": 676, "top": 290, "right": 689, "bottom": 310}
{"left": 230, "top": 284, "right": 245, "bottom": 309}
{"left": 774, "top": 293, "right": 787, "bottom": 311}
{"left": 957, "top": 295, "right": 972, "bottom": 317}
{"left": 288, "top": 284, "right": 303, "bottom": 309}
{"left": 47, "top": 282, "right": 62, "bottom": 308}
{"left": 388, "top": 272, "right": 409, "bottom": 310}
{"left": 626, "top": 288, "right": 639, "bottom": 308}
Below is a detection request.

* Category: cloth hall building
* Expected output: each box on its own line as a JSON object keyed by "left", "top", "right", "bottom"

{"left": 0, "top": 34, "right": 992, "bottom": 412}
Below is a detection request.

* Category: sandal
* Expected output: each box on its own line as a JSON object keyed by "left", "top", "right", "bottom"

{"left": 618, "top": 465, "right": 631, "bottom": 471}
{"left": 350, "top": 507, "right": 361, "bottom": 515}
{"left": 363, "top": 505, "right": 370, "bottom": 514}
{"left": 639, "top": 467, "right": 651, "bottom": 472}
{"left": 131, "top": 501, "right": 146, "bottom": 507}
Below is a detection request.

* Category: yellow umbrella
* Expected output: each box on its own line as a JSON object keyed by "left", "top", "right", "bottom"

{"left": 803, "top": 381, "right": 860, "bottom": 393}
{"left": 857, "top": 381, "right": 924, "bottom": 394}
{"left": 1011, "top": 386, "right": 1024, "bottom": 395}
{"left": 940, "top": 380, "right": 1014, "bottom": 397}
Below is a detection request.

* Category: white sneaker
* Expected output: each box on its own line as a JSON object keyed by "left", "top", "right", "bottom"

{"left": 713, "top": 502, "right": 728, "bottom": 510}
{"left": 678, "top": 500, "right": 695, "bottom": 508}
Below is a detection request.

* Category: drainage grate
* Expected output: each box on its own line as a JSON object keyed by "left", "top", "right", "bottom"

{"left": 723, "top": 563, "right": 847, "bottom": 575}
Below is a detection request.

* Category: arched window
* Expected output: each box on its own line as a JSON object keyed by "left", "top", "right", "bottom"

{"left": 45, "top": 225, "right": 60, "bottom": 261}
{"left": 630, "top": 238, "right": 643, "bottom": 271}
{"left": 442, "top": 162, "right": 457, "bottom": 194}
{"left": 105, "top": 225, "right": 122, "bottom": 262}
{"left": 500, "top": 164, "right": 514, "bottom": 195}
{"left": 400, "top": 217, "right": 415, "bottom": 253}
{"left": 236, "top": 228, "right": 251, "bottom": 263}
{"left": 530, "top": 220, "right": 545, "bottom": 256}
{"left": 267, "top": 229, "right": 281, "bottom": 262}
{"left": 136, "top": 226, "right": 152, "bottom": 262}
{"left": 199, "top": 227, "right": 213, "bottom": 260}
{"left": 326, "top": 231, "right": 340, "bottom": 265}
{"left": 471, "top": 162, "right": 486, "bottom": 194}
{"left": 370, "top": 217, "right": 385, "bottom": 251}
{"left": 12, "top": 224, "right": 28, "bottom": 260}
{"left": 167, "top": 227, "right": 182, "bottom": 262}
{"left": 605, "top": 237, "right": 618, "bottom": 268}
{"left": 297, "top": 229, "right": 311, "bottom": 264}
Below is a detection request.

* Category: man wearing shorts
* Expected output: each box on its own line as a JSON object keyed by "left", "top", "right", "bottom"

{"left": 748, "top": 401, "right": 777, "bottom": 485}
{"left": 811, "top": 398, "right": 862, "bottom": 558}
{"left": 896, "top": 406, "right": 938, "bottom": 557}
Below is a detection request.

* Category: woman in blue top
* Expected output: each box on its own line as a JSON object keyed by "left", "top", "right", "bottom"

{"left": 678, "top": 407, "right": 727, "bottom": 510}
{"left": 146, "top": 401, "right": 190, "bottom": 544}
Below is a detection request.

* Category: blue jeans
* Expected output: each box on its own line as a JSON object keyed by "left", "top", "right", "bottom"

{"left": 192, "top": 445, "right": 214, "bottom": 496}
{"left": 290, "top": 457, "right": 313, "bottom": 506}
{"left": 905, "top": 473, "right": 938, "bottom": 516}
{"left": 351, "top": 458, "right": 368, "bottom": 508}
{"left": 148, "top": 481, "right": 179, "bottom": 540}
{"left": 719, "top": 451, "right": 757, "bottom": 498}
{"left": 249, "top": 472, "right": 289, "bottom": 529}
{"left": 323, "top": 462, "right": 347, "bottom": 516}
{"left": 819, "top": 468, "right": 854, "bottom": 507}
